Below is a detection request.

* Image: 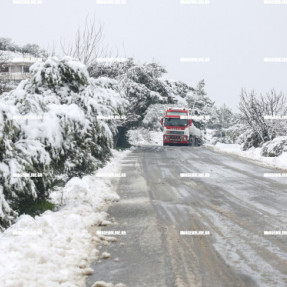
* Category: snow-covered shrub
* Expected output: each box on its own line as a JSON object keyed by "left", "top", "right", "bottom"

{"left": 242, "top": 132, "right": 262, "bottom": 151}
{"left": 127, "top": 128, "right": 162, "bottom": 146}
{"left": 226, "top": 124, "right": 251, "bottom": 145}
{"left": 208, "top": 123, "right": 247, "bottom": 145}
{"left": 204, "top": 104, "right": 242, "bottom": 145}
{"left": 0, "top": 81, "right": 17, "bottom": 95}
{"left": 0, "top": 56, "right": 126, "bottom": 228}
{"left": 261, "top": 137, "right": 287, "bottom": 157}
{"left": 204, "top": 123, "right": 252, "bottom": 146}
{"left": 239, "top": 89, "right": 287, "bottom": 146}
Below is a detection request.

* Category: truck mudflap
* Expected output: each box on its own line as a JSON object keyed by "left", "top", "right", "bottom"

{"left": 188, "top": 136, "right": 202, "bottom": 146}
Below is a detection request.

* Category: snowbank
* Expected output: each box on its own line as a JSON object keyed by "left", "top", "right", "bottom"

{"left": 208, "top": 143, "right": 287, "bottom": 170}
{"left": 0, "top": 149, "right": 130, "bottom": 287}
{"left": 92, "top": 282, "right": 126, "bottom": 287}
{"left": 261, "top": 136, "right": 287, "bottom": 157}
{"left": 127, "top": 128, "right": 162, "bottom": 146}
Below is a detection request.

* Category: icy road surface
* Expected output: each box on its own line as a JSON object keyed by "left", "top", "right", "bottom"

{"left": 88, "top": 146, "right": 287, "bottom": 287}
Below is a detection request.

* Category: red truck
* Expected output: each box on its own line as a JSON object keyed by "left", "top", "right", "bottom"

{"left": 160, "top": 108, "right": 202, "bottom": 146}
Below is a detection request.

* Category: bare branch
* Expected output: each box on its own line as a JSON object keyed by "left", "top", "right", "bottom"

{"left": 61, "top": 15, "right": 113, "bottom": 76}
{"left": 239, "top": 89, "right": 287, "bottom": 143}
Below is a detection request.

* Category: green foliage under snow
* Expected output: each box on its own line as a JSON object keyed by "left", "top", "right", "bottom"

{"left": 0, "top": 56, "right": 126, "bottom": 228}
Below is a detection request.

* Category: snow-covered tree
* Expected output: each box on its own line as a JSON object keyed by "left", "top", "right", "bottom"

{"left": 208, "top": 105, "right": 238, "bottom": 130}
{"left": 0, "top": 37, "right": 47, "bottom": 59}
{"left": 186, "top": 80, "right": 213, "bottom": 113}
{"left": 119, "top": 62, "right": 171, "bottom": 126}
{"left": 93, "top": 60, "right": 171, "bottom": 128}
{"left": 0, "top": 38, "right": 19, "bottom": 52}
{"left": 0, "top": 51, "right": 8, "bottom": 95}
{"left": 21, "top": 44, "right": 47, "bottom": 58}
{"left": 205, "top": 104, "right": 240, "bottom": 144}
{"left": 162, "top": 79, "right": 193, "bottom": 106}
{"left": 92, "top": 58, "right": 135, "bottom": 79}
{"left": 93, "top": 61, "right": 214, "bottom": 130}
{"left": 0, "top": 56, "right": 126, "bottom": 228}
{"left": 185, "top": 80, "right": 214, "bottom": 130}
{"left": 90, "top": 60, "right": 218, "bottom": 149}
{"left": 239, "top": 89, "right": 287, "bottom": 148}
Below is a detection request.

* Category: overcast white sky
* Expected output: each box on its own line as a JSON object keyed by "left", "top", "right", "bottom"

{"left": 1, "top": 0, "right": 287, "bottom": 110}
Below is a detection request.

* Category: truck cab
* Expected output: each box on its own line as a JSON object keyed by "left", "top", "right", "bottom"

{"left": 160, "top": 108, "right": 201, "bottom": 146}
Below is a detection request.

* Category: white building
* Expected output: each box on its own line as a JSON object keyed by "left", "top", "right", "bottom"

{"left": 1, "top": 56, "right": 42, "bottom": 81}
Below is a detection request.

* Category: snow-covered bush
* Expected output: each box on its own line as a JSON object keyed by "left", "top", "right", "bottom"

{"left": 261, "top": 136, "right": 287, "bottom": 157}
{"left": 127, "top": 128, "right": 162, "bottom": 146}
{"left": 239, "top": 89, "right": 287, "bottom": 145}
{"left": 0, "top": 81, "right": 17, "bottom": 95}
{"left": 203, "top": 104, "right": 241, "bottom": 145}
{"left": 242, "top": 131, "right": 262, "bottom": 151}
{"left": 0, "top": 56, "right": 126, "bottom": 228}
{"left": 226, "top": 124, "right": 251, "bottom": 145}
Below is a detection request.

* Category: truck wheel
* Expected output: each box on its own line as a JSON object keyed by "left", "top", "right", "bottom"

{"left": 188, "top": 137, "right": 192, "bottom": 146}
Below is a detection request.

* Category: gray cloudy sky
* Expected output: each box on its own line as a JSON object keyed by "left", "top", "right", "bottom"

{"left": 1, "top": 0, "right": 287, "bottom": 110}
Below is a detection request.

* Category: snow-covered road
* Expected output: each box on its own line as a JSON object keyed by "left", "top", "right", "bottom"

{"left": 88, "top": 145, "right": 287, "bottom": 287}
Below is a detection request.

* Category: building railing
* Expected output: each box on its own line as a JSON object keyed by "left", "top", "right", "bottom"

{"left": 0, "top": 72, "right": 32, "bottom": 82}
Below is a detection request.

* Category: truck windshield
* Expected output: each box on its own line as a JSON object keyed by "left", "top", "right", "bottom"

{"left": 164, "top": 118, "right": 188, "bottom": 127}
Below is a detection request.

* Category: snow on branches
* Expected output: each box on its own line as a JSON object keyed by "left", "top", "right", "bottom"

{"left": 0, "top": 56, "right": 126, "bottom": 228}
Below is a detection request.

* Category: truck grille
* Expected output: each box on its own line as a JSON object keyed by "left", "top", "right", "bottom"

{"left": 169, "top": 131, "right": 184, "bottom": 135}
{"left": 167, "top": 135, "right": 184, "bottom": 142}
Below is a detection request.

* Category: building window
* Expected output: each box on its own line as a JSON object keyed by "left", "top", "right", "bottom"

{"left": 11, "top": 66, "right": 22, "bottom": 73}
{"left": 1, "top": 66, "right": 9, "bottom": 73}
{"left": 23, "top": 66, "right": 30, "bottom": 73}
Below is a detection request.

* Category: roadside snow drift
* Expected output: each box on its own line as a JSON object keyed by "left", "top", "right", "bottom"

{"left": 127, "top": 128, "right": 162, "bottom": 146}
{"left": 209, "top": 142, "right": 287, "bottom": 170}
{"left": 0, "top": 150, "right": 129, "bottom": 287}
